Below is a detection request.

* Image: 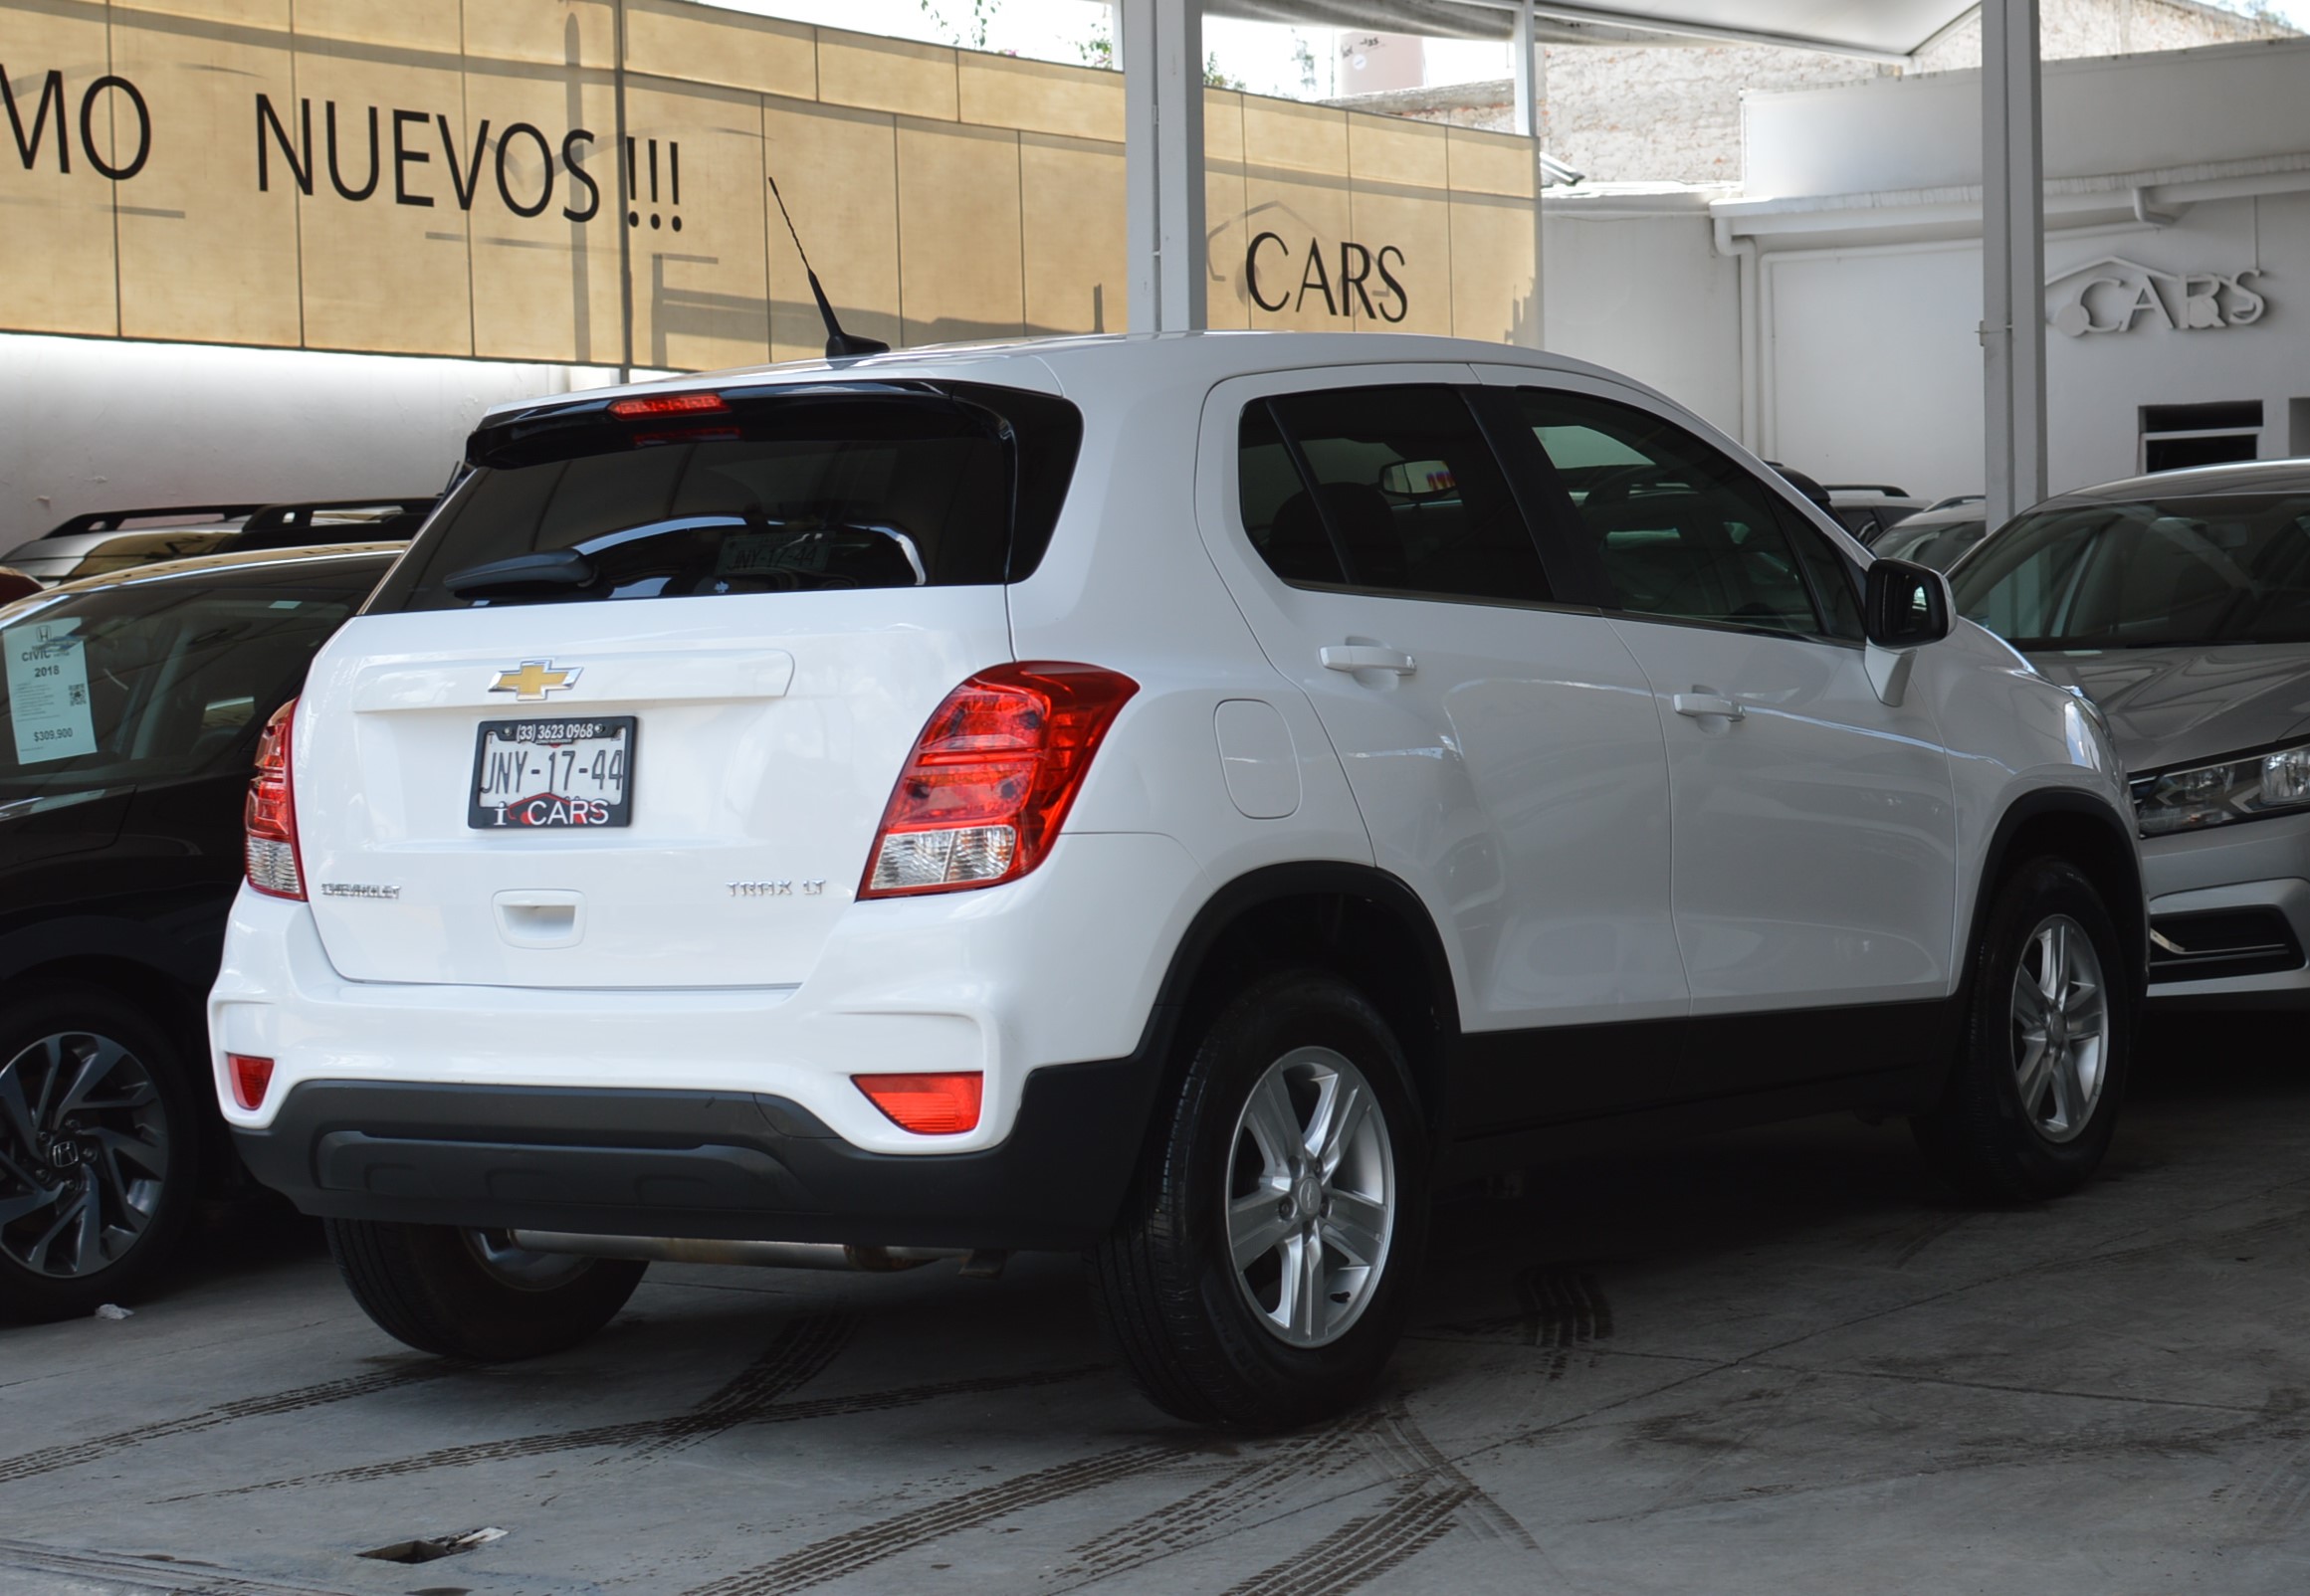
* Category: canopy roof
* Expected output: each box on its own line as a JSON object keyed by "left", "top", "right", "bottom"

{"left": 1201, "top": 0, "right": 1980, "bottom": 60}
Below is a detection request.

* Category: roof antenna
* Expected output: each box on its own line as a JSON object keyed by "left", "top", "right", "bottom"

{"left": 767, "top": 169, "right": 889, "bottom": 360}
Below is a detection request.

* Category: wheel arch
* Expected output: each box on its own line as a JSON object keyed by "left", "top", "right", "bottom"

{"left": 1969, "top": 788, "right": 2147, "bottom": 999}
{"left": 1135, "top": 861, "right": 1463, "bottom": 1145}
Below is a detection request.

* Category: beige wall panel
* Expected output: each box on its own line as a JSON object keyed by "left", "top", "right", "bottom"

{"left": 291, "top": 45, "right": 472, "bottom": 353}
{"left": 624, "top": 80, "right": 769, "bottom": 371}
{"left": 895, "top": 118, "right": 1021, "bottom": 346}
{"left": 1236, "top": 173, "right": 1352, "bottom": 332}
{"left": 464, "top": 0, "right": 615, "bottom": 70}
{"left": 109, "top": 9, "right": 304, "bottom": 346}
{"left": 1446, "top": 126, "right": 1535, "bottom": 199}
{"left": 818, "top": 33, "right": 955, "bottom": 120}
{"left": 116, "top": 0, "right": 287, "bottom": 25}
{"left": 1241, "top": 97, "right": 1346, "bottom": 177}
{"left": 958, "top": 55, "right": 1120, "bottom": 142}
{"left": 293, "top": 0, "right": 459, "bottom": 51}
{"left": 1347, "top": 190, "right": 1450, "bottom": 334}
{"left": 1449, "top": 193, "right": 1537, "bottom": 345}
{"left": 1019, "top": 133, "right": 1121, "bottom": 336}
{"left": 1200, "top": 92, "right": 1247, "bottom": 329}
{"left": 1348, "top": 111, "right": 1446, "bottom": 190}
{"left": 0, "top": 5, "right": 117, "bottom": 335}
{"left": 761, "top": 99, "right": 898, "bottom": 361}
{"left": 465, "top": 70, "right": 623, "bottom": 363}
{"left": 625, "top": 0, "right": 813, "bottom": 100}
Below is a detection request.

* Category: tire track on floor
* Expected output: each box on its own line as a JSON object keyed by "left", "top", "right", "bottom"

{"left": 0, "top": 1361, "right": 455, "bottom": 1485}
{"left": 1045, "top": 1413, "right": 1379, "bottom": 1588}
{"left": 625, "top": 1310, "right": 859, "bottom": 1460}
{"left": 174, "top": 1362, "right": 1105, "bottom": 1499}
{"left": 1431, "top": 1266, "right": 1613, "bottom": 1377}
{"left": 0, "top": 1538, "right": 359, "bottom": 1596}
{"left": 1219, "top": 1474, "right": 1470, "bottom": 1596}
{"left": 679, "top": 1443, "right": 1181, "bottom": 1596}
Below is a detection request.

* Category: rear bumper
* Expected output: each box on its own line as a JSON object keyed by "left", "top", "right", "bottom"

{"left": 232, "top": 1062, "right": 1159, "bottom": 1251}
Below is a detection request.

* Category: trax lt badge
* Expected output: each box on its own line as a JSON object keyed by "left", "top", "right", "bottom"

{"left": 491, "top": 661, "right": 581, "bottom": 701}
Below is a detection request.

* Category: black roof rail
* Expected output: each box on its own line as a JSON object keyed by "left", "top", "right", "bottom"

{"left": 233, "top": 498, "right": 438, "bottom": 551}
{"left": 42, "top": 503, "right": 267, "bottom": 540}
{"left": 1823, "top": 484, "right": 1914, "bottom": 498}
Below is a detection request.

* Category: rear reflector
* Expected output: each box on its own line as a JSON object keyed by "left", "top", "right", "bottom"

{"left": 860, "top": 663, "right": 1138, "bottom": 898}
{"left": 244, "top": 699, "right": 305, "bottom": 900}
{"left": 227, "top": 1054, "right": 276, "bottom": 1110}
{"left": 853, "top": 1073, "right": 982, "bottom": 1135}
{"left": 607, "top": 392, "right": 729, "bottom": 418}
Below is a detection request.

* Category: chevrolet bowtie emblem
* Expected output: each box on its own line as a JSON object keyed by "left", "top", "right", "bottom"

{"left": 490, "top": 661, "right": 581, "bottom": 701}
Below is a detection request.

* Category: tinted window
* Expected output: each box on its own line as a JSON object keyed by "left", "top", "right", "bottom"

{"left": 1874, "top": 519, "right": 1987, "bottom": 573}
{"left": 1514, "top": 390, "right": 1856, "bottom": 639}
{"left": 0, "top": 563, "right": 377, "bottom": 805}
{"left": 1951, "top": 494, "right": 2310, "bottom": 648}
{"left": 370, "top": 383, "right": 1080, "bottom": 613}
{"left": 1238, "top": 386, "right": 1551, "bottom": 606}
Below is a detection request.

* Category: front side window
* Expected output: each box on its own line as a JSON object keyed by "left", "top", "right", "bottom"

{"left": 0, "top": 569, "right": 370, "bottom": 803}
{"left": 1514, "top": 390, "right": 1858, "bottom": 639}
{"left": 1237, "top": 385, "right": 1552, "bottom": 606}
{"left": 1951, "top": 494, "right": 2310, "bottom": 649}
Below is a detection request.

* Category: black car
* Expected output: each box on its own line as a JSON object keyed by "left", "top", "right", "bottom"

{"left": 0, "top": 544, "right": 401, "bottom": 1320}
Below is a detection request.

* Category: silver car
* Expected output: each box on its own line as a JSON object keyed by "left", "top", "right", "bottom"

{"left": 1950, "top": 459, "right": 2310, "bottom": 1004}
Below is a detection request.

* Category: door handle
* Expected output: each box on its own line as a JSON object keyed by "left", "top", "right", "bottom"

{"left": 1321, "top": 645, "right": 1416, "bottom": 676}
{"left": 1672, "top": 693, "right": 1745, "bottom": 721}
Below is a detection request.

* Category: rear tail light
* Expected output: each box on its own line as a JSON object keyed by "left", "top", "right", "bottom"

{"left": 860, "top": 663, "right": 1139, "bottom": 898}
{"left": 227, "top": 1054, "right": 276, "bottom": 1111}
{"left": 854, "top": 1072, "right": 982, "bottom": 1134}
{"left": 245, "top": 698, "right": 305, "bottom": 900}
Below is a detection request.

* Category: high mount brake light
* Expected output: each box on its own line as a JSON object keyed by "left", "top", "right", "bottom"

{"left": 854, "top": 1072, "right": 982, "bottom": 1135}
{"left": 860, "top": 662, "right": 1139, "bottom": 898}
{"left": 245, "top": 698, "right": 306, "bottom": 900}
{"left": 607, "top": 392, "right": 730, "bottom": 419}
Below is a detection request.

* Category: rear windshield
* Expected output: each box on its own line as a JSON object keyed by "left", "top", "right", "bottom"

{"left": 0, "top": 560, "right": 381, "bottom": 806}
{"left": 368, "top": 381, "right": 1081, "bottom": 613}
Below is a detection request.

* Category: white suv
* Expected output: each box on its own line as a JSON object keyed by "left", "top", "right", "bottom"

{"left": 212, "top": 333, "right": 2144, "bottom": 1429}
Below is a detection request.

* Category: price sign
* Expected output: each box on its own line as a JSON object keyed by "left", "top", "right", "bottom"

{"left": 5, "top": 618, "right": 97, "bottom": 766}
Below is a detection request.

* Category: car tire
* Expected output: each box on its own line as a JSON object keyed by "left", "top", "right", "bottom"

{"left": 0, "top": 983, "right": 200, "bottom": 1323}
{"left": 1091, "top": 968, "right": 1429, "bottom": 1431}
{"left": 1913, "top": 857, "right": 2133, "bottom": 1203}
{"left": 326, "top": 1220, "right": 646, "bottom": 1361}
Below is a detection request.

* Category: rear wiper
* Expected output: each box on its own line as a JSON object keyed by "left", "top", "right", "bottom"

{"left": 445, "top": 549, "right": 596, "bottom": 597}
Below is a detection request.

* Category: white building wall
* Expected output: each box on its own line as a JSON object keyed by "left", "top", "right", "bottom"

{"left": 0, "top": 335, "right": 601, "bottom": 553}
{"left": 1542, "top": 209, "right": 1742, "bottom": 438}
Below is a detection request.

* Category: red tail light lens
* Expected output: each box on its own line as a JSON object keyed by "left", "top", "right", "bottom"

{"left": 860, "top": 663, "right": 1139, "bottom": 898}
{"left": 607, "top": 392, "right": 729, "bottom": 418}
{"left": 854, "top": 1072, "right": 982, "bottom": 1135}
{"left": 227, "top": 1054, "right": 276, "bottom": 1111}
{"left": 245, "top": 698, "right": 305, "bottom": 900}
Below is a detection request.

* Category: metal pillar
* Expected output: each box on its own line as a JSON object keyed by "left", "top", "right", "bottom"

{"left": 1982, "top": 0, "right": 2047, "bottom": 524}
{"left": 1124, "top": 0, "right": 1206, "bottom": 332}
{"left": 1506, "top": 0, "right": 1545, "bottom": 346}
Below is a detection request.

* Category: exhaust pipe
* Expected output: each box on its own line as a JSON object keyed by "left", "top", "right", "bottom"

{"left": 509, "top": 1231, "right": 966, "bottom": 1272}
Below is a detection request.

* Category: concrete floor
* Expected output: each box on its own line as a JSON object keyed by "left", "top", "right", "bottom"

{"left": 5, "top": 1015, "right": 2310, "bottom": 1595}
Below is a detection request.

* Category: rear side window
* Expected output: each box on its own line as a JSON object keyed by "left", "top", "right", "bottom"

{"left": 0, "top": 567, "right": 373, "bottom": 798}
{"left": 369, "top": 382, "right": 1081, "bottom": 613}
{"left": 1238, "top": 385, "right": 1552, "bottom": 606}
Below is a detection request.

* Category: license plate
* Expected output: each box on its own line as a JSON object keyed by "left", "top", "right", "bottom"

{"left": 469, "top": 716, "right": 636, "bottom": 829}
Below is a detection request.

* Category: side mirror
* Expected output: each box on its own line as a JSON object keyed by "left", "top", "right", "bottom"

{"left": 1864, "top": 557, "right": 1952, "bottom": 650}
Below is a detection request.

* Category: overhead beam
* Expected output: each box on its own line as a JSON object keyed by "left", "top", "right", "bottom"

{"left": 1448, "top": 0, "right": 1914, "bottom": 64}
{"left": 1980, "top": 0, "right": 2047, "bottom": 524}
{"left": 1125, "top": 0, "right": 1207, "bottom": 332}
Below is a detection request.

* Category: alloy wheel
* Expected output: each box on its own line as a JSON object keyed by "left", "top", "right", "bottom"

{"left": 0, "top": 1031, "right": 171, "bottom": 1279}
{"left": 2010, "top": 913, "right": 2110, "bottom": 1145}
{"left": 1224, "top": 1046, "right": 1395, "bottom": 1348}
